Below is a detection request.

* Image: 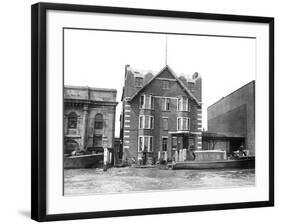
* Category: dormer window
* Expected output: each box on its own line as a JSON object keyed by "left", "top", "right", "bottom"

{"left": 135, "top": 77, "right": 143, "bottom": 87}
{"left": 162, "top": 80, "right": 169, "bottom": 89}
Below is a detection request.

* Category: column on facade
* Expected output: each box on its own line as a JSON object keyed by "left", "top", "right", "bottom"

{"left": 196, "top": 133, "right": 202, "bottom": 151}
{"left": 164, "top": 151, "right": 167, "bottom": 161}
{"left": 81, "top": 104, "right": 89, "bottom": 151}
{"left": 179, "top": 149, "right": 182, "bottom": 162}
{"left": 183, "top": 148, "right": 187, "bottom": 161}
{"left": 175, "top": 150, "right": 178, "bottom": 162}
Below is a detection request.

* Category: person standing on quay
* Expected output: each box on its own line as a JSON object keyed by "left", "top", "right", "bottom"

{"left": 103, "top": 147, "right": 108, "bottom": 171}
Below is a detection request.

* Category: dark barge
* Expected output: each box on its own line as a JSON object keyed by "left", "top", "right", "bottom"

{"left": 172, "top": 156, "right": 255, "bottom": 170}
{"left": 64, "top": 153, "right": 104, "bottom": 169}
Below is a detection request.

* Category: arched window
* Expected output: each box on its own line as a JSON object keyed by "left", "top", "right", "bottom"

{"left": 94, "top": 113, "right": 103, "bottom": 129}
{"left": 68, "top": 112, "right": 77, "bottom": 129}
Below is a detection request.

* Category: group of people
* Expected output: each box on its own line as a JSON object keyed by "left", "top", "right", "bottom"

{"left": 232, "top": 144, "right": 248, "bottom": 158}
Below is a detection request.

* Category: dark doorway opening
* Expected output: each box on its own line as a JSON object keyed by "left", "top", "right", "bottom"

{"left": 230, "top": 138, "right": 245, "bottom": 152}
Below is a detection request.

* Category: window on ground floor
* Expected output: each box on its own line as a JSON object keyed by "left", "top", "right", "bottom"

{"left": 162, "top": 137, "right": 168, "bottom": 151}
{"left": 138, "top": 136, "right": 153, "bottom": 152}
{"left": 172, "top": 137, "right": 177, "bottom": 149}
{"left": 189, "top": 138, "right": 195, "bottom": 150}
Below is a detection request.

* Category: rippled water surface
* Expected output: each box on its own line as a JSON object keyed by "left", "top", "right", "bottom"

{"left": 64, "top": 167, "right": 255, "bottom": 195}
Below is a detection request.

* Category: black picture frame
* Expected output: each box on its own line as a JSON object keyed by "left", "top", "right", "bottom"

{"left": 31, "top": 2, "right": 274, "bottom": 222}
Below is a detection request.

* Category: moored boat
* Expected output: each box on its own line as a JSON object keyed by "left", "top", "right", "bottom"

{"left": 172, "top": 156, "right": 255, "bottom": 170}
{"left": 133, "top": 164, "right": 156, "bottom": 168}
{"left": 64, "top": 153, "right": 104, "bottom": 169}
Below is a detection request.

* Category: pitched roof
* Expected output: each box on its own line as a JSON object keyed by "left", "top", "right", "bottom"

{"left": 128, "top": 65, "right": 201, "bottom": 105}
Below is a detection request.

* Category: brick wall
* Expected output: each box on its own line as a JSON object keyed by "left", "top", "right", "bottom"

{"left": 121, "top": 67, "right": 202, "bottom": 163}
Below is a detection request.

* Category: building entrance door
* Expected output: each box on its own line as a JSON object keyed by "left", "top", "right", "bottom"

{"left": 183, "top": 134, "right": 189, "bottom": 149}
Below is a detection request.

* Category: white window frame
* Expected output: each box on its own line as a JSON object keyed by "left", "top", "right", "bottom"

{"left": 162, "top": 136, "right": 168, "bottom": 151}
{"left": 138, "top": 136, "right": 153, "bottom": 152}
{"left": 150, "top": 116, "right": 154, "bottom": 129}
{"left": 162, "top": 97, "right": 171, "bottom": 111}
{"left": 150, "top": 95, "right": 154, "bottom": 109}
{"left": 139, "top": 115, "right": 144, "bottom": 129}
{"left": 182, "top": 117, "right": 187, "bottom": 130}
{"left": 185, "top": 97, "right": 189, "bottom": 111}
{"left": 172, "top": 136, "right": 177, "bottom": 149}
{"left": 140, "top": 95, "right": 145, "bottom": 109}
{"left": 177, "top": 117, "right": 181, "bottom": 130}
{"left": 138, "top": 136, "right": 143, "bottom": 152}
{"left": 177, "top": 96, "right": 189, "bottom": 111}
{"left": 140, "top": 94, "right": 154, "bottom": 109}
{"left": 139, "top": 115, "right": 154, "bottom": 129}
{"left": 177, "top": 117, "right": 190, "bottom": 130}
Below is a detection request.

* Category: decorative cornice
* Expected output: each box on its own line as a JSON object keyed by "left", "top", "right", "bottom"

{"left": 64, "top": 99, "right": 118, "bottom": 107}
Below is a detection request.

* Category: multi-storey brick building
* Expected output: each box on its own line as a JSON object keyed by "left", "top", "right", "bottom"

{"left": 64, "top": 86, "right": 118, "bottom": 155}
{"left": 120, "top": 65, "right": 202, "bottom": 165}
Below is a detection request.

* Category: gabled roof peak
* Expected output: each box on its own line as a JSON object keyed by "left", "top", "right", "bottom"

{"left": 127, "top": 65, "right": 201, "bottom": 105}
{"left": 127, "top": 64, "right": 195, "bottom": 82}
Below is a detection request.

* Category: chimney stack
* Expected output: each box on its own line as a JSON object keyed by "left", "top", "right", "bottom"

{"left": 192, "top": 72, "right": 202, "bottom": 103}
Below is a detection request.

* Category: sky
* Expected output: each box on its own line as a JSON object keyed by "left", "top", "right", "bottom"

{"left": 64, "top": 29, "right": 256, "bottom": 137}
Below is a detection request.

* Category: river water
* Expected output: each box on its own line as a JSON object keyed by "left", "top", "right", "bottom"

{"left": 64, "top": 167, "right": 255, "bottom": 195}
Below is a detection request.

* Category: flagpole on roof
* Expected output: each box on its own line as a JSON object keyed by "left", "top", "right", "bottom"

{"left": 165, "top": 34, "right": 168, "bottom": 65}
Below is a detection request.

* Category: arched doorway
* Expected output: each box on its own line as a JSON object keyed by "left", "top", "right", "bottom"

{"left": 64, "top": 139, "right": 79, "bottom": 155}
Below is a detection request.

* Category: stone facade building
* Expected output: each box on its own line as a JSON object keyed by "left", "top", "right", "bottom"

{"left": 207, "top": 81, "right": 255, "bottom": 156}
{"left": 120, "top": 65, "right": 202, "bottom": 165}
{"left": 64, "top": 86, "right": 118, "bottom": 155}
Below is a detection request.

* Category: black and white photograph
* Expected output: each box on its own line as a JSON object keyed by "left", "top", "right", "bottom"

{"left": 63, "top": 29, "right": 256, "bottom": 195}
{"left": 0, "top": 0, "right": 279, "bottom": 223}
{"left": 30, "top": 2, "right": 274, "bottom": 221}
